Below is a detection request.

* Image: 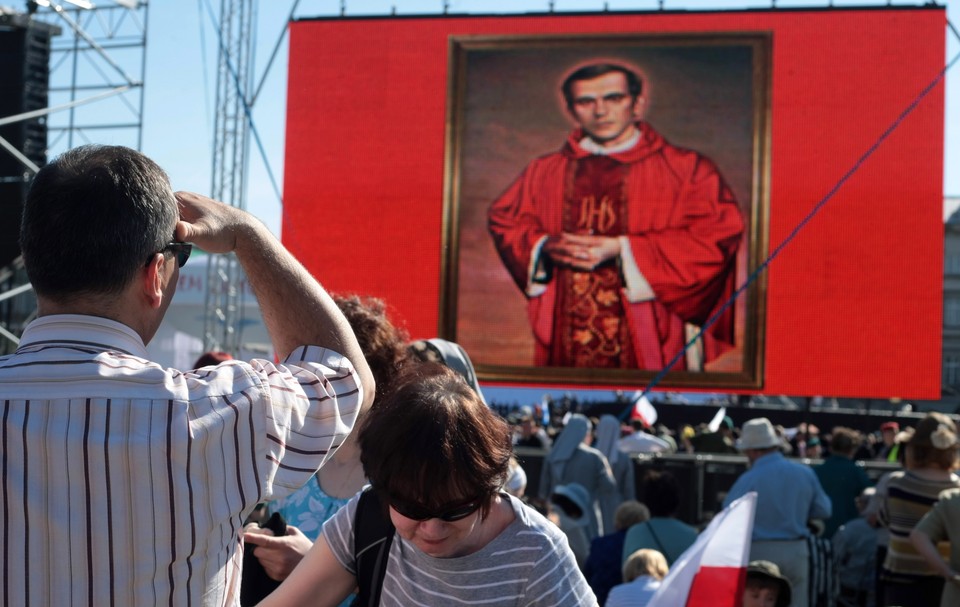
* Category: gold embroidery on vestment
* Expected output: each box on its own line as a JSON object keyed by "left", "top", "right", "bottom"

{"left": 578, "top": 195, "right": 617, "bottom": 233}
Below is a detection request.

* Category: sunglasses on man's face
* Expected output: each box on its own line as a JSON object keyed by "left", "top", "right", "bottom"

{"left": 164, "top": 242, "right": 193, "bottom": 267}
{"left": 146, "top": 242, "right": 193, "bottom": 268}
{"left": 388, "top": 495, "right": 484, "bottom": 522}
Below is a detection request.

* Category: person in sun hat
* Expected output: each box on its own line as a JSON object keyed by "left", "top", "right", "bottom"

{"left": 549, "top": 482, "right": 594, "bottom": 568}
{"left": 723, "top": 417, "right": 832, "bottom": 607}
{"left": 743, "top": 560, "right": 792, "bottom": 607}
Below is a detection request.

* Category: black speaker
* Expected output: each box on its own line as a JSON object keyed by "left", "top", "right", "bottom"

{"left": 0, "top": 13, "right": 57, "bottom": 268}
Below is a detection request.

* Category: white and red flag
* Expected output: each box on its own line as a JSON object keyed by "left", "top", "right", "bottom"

{"left": 629, "top": 391, "right": 658, "bottom": 427}
{"left": 708, "top": 406, "right": 728, "bottom": 433}
{"left": 648, "top": 491, "right": 757, "bottom": 607}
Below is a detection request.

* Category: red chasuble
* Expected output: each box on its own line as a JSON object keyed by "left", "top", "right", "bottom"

{"left": 488, "top": 122, "right": 743, "bottom": 371}
{"left": 551, "top": 155, "right": 637, "bottom": 368}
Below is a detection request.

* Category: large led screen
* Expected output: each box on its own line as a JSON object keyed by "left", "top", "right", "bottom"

{"left": 284, "top": 6, "right": 945, "bottom": 398}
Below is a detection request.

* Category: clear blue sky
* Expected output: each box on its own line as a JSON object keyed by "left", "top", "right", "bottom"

{"left": 136, "top": 0, "right": 958, "bottom": 406}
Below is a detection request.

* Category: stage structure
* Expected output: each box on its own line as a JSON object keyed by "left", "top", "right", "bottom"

{"left": 284, "top": 4, "right": 947, "bottom": 399}
{"left": 0, "top": 0, "right": 148, "bottom": 354}
{"left": 0, "top": 0, "right": 260, "bottom": 360}
{"left": 35, "top": 0, "right": 149, "bottom": 154}
{"left": 202, "top": 0, "right": 255, "bottom": 356}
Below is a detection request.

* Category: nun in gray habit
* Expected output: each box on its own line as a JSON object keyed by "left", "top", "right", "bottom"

{"left": 594, "top": 414, "right": 637, "bottom": 528}
{"left": 539, "top": 413, "right": 618, "bottom": 538}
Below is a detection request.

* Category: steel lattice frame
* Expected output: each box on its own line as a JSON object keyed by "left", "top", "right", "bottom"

{"left": 0, "top": 0, "right": 148, "bottom": 353}
{"left": 203, "top": 0, "right": 255, "bottom": 356}
{"left": 36, "top": 0, "right": 148, "bottom": 158}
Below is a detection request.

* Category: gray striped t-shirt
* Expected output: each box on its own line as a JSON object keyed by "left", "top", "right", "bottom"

{"left": 323, "top": 492, "right": 598, "bottom": 606}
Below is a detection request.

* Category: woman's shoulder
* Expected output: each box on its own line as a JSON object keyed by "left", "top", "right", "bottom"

{"left": 323, "top": 489, "right": 365, "bottom": 538}
{"left": 507, "top": 495, "right": 569, "bottom": 543}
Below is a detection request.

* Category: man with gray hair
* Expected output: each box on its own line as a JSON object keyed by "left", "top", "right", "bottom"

{"left": 723, "top": 417, "right": 832, "bottom": 607}
{"left": 0, "top": 144, "right": 374, "bottom": 606}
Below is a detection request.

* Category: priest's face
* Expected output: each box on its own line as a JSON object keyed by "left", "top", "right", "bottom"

{"left": 568, "top": 71, "right": 644, "bottom": 148}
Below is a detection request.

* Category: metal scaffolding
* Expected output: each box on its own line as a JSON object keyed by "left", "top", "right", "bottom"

{"left": 202, "top": 0, "right": 255, "bottom": 355}
{"left": 34, "top": 0, "right": 149, "bottom": 158}
{"left": 0, "top": 0, "right": 149, "bottom": 353}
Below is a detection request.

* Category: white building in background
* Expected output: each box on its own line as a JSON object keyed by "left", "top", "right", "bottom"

{"left": 943, "top": 196, "right": 960, "bottom": 397}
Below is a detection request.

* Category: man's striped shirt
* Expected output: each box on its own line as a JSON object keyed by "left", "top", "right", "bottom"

{"left": 0, "top": 314, "right": 363, "bottom": 606}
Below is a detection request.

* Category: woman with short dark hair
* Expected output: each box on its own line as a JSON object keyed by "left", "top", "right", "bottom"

{"left": 258, "top": 363, "right": 597, "bottom": 606}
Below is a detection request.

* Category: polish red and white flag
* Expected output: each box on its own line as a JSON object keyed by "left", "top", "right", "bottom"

{"left": 629, "top": 391, "right": 658, "bottom": 427}
{"left": 648, "top": 491, "right": 757, "bottom": 607}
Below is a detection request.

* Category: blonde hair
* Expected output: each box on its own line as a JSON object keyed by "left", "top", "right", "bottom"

{"left": 622, "top": 549, "right": 669, "bottom": 582}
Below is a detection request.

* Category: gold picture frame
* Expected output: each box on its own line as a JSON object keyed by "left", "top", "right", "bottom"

{"left": 440, "top": 31, "right": 771, "bottom": 390}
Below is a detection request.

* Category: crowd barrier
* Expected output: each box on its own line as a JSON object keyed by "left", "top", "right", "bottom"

{"left": 514, "top": 447, "right": 900, "bottom": 526}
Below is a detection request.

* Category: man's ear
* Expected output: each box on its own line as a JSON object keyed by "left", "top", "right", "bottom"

{"left": 142, "top": 254, "right": 166, "bottom": 309}
{"left": 632, "top": 95, "right": 646, "bottom": 119}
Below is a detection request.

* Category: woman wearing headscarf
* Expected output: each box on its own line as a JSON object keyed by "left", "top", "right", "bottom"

{"left": 539, "top": 413, "right": 618, "bottom": 538}
{"left": 595, "top": 414, "right": 637, "bottom": 525}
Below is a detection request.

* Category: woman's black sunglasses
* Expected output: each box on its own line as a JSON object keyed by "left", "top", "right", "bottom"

{"left": 388, "top": 495, "right": 484, "bottom": 522}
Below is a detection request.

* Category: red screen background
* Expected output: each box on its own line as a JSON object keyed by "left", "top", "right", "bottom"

{"left": 284, "top": 7, "right": 945, "bottom": 398}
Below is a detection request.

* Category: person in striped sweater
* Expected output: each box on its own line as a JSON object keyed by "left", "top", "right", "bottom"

{"left": 879, "top": 412, "right": 960, "bottom": 607}
{"left": 1, "top": 144, "right": 374, "bottom": 606}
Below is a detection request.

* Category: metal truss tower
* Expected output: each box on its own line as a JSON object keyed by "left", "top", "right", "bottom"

{"left": 0, "top": 0, "right": 148, "bottom": 354}
{"left": 203, "top": 0, "right": 255, "bottom": 356}
{"left": 34, "top": 0, "right": 149, "bottom": 159}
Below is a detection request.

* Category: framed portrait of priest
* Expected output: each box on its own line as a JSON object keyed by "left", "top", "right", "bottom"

{"left": 439, "top": 32, "right": 771, "bottom": 390}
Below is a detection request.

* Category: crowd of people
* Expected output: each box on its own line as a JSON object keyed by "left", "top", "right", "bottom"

{"left": 4, "top": 140, "right": 960, "bottom": 607}
{"left": 497, "top": 404, "right": 960, "bottom": 607}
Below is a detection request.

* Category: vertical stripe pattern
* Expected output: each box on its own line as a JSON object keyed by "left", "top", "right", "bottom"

{"left": 0, "top": 315, "right": 363, "bottom": 607}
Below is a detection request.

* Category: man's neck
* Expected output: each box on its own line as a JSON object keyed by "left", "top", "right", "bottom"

{"left": 37, "top": 293, "right": 154, "bottom": 345}
{"left": 579, "top": 126, "right": 641, "bottom": 155}
{"left": 38, "top": 294, "right": 122, "bottom": 320}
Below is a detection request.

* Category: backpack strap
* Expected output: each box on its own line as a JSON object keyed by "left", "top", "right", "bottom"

{"left": 352, "top": 487, "right": 395, "bottom": 607}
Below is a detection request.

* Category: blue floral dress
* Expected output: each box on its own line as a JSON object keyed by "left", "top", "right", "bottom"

{"left": 268, "top": 475, "right": 364, "bottom": 607}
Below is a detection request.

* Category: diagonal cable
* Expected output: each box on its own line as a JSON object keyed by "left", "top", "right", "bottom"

{"left": 620, "top": 43, "right": 960, "bottom": 421}
{"left": 200, "top": 0, "right": 283, "bottom": 205}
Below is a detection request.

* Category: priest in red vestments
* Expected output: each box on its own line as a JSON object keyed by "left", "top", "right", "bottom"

{"left": 487, "top": 62, "right": 744, "bottom": 371}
